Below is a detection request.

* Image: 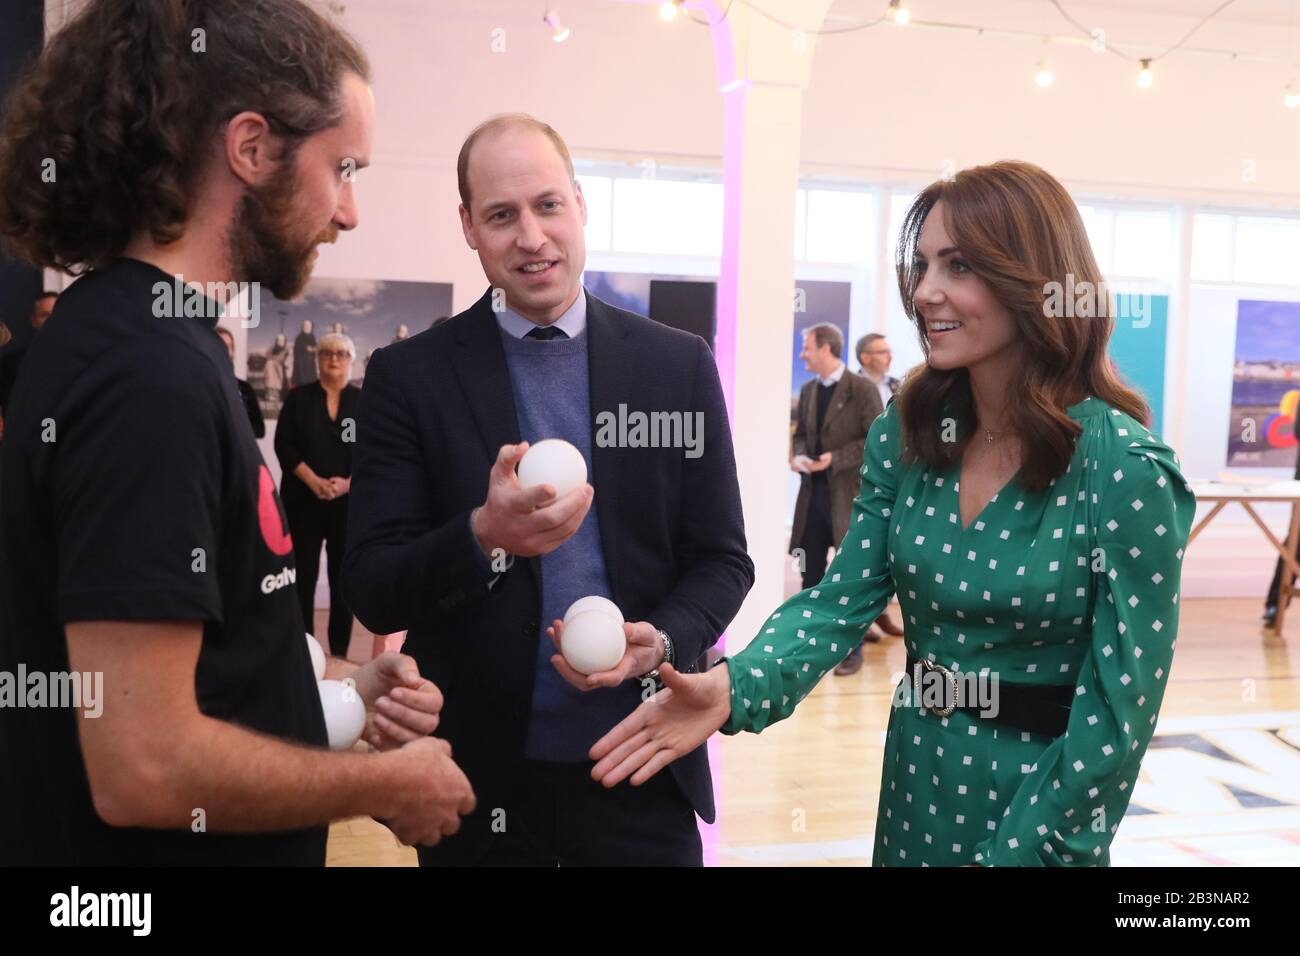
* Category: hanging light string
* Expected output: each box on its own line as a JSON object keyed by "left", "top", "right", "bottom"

{"left": 1048, "top": 0, "right": 1240, "bottom": 63}
{"left": 686, "top": 0, "right": 884, "bottom": 32}
{"left": 678, "top": 0, "right": 1286, "bottom": 67}
{"left": 647, "top": 0, "right": 1300, "bottom": 99}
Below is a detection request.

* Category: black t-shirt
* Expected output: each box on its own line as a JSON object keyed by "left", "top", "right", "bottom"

{"left": 0, "top": 258, "right": 328, "bottom": 865}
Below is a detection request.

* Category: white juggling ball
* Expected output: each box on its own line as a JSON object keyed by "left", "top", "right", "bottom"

{"left": 563, "top": 595, "right": 624, "bottom": 627}
{"left": 517, "top": 439, "right": 587, "bottom": 498}
{"left": 560, "top": 610, "right": 627, "bottom": 675}
{"left": 305, "top": 632, "right": 327, "bottom": 682}
{"left": 317, "top": 679, "right": 367, "bottom": 751}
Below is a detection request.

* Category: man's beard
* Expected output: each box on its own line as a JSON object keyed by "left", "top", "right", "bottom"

{"left": 229, "top": 163, "right": 337, "bottom": 300}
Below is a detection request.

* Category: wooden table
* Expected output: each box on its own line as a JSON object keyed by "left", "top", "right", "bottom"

{"left": 1187, "top": 480, "right": 1300, "bottom": 636}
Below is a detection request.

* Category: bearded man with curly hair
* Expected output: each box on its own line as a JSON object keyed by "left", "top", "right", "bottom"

{"left": 0, "top": 0, "right": 475, "bottom": 865}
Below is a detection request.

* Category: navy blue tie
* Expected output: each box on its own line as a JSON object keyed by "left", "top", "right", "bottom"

{"left": 525, "top": 325, "right": 568, "bottom": 341}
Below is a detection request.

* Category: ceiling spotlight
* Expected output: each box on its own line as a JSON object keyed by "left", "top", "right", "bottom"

{"left": 543, "top": 9, "right": 570, "bottom": 42}
{"left": 659, "top": 1, "right": 682, "bottom": 22}
{"left": 1137, "top": 58, "right": 1154, "bottom": 89}
{"left": 1034, "top": 59, "right": 1054, "bottom": 87}
{"left": 889, "top": 1, "right": 910, "bottom": 26}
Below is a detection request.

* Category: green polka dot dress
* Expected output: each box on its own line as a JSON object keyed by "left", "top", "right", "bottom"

{"left": 724, "top": 396, "right": 1196, "bottom": 866}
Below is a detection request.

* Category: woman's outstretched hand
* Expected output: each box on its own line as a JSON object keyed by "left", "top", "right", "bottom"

{"left": 589, "top": 661, "right": 733, "bottom": 787}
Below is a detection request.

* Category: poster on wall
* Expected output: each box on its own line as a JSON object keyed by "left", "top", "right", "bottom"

{"left": 584, "top": 271, "right": 716, "bottom": 348}
{"left": 790, "top": 279, "right": 853, "bottom": 412}
{"left": 246, "top": 278, "right": 453, "bottom": 419}
{"left": 1226, "top": 299, "right": 1300, "bottom": 467}
{"left": 1108, "top": 293, "right": 1168, "bottom": 437}
{"left": 787, "top": 280, "right": 853, "bottom": 522}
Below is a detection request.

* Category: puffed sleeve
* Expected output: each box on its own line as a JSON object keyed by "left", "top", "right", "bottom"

{"left": 973, "top": 426, "right": 1196, "bottom": 866}
{"left": 725, "top": 401, "right": 904, "bottom": 734}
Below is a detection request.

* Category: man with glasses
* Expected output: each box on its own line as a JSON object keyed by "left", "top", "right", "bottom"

{"left": 856, "top": 333, "right": 900, "bottom": 410}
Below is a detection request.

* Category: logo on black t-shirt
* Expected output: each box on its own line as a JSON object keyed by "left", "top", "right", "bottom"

{"left": 257, "top": 464, "right": 294, "bottom": 557}
{"left": 261, "top": 565, "right": 297, "bottom": 595}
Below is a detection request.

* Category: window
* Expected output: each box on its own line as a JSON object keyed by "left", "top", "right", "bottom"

{"left": 793, "top": 188, "right": 807, "bottom": 260}
{"left": 888, "top": 191, "right": 917, "bottom": 261}
{"left": 1188, "top": 210, "right": 1300, "bottom": 286}
{"left": 1113, "top": 209, "right": 1174, "bottom": 278}
{"left": 804, "top": 189, "right": 872, "bottom": 264}
{"left": 1190, "top": 213, "right": 1233, "bottom": 282}
{"left": 1232, "top": 216, "right": 1300, "bottom": 285}
{"left": 577, "top": 174, "right": 612, "bottom": 252}
{"left": 1077, "top": 205, "right": 1114, "bottom": 275}
{"left": 1075, "top": 204, "right": 1175, "bottom": 280}
{"left": 611, "top": 178, "right": 723, "bottom": 257}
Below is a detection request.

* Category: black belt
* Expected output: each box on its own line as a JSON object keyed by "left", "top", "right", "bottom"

{"left": 902, "top": 654, "right": 1074, "bottom": 738}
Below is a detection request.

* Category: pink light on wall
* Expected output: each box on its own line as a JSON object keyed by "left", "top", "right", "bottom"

{"left": 702, "top": 2, "right": 741, "bottom": 833}
{"left": 705, "top": 0, "right": 742, "bottom": 426}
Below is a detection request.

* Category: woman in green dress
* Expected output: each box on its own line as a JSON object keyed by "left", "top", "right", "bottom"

{"left": 585, "top": 160, "right": 1197, "bottom": 866}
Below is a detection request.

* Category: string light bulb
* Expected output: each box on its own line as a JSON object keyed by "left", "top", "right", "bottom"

{"left": 1034, "top": 58, "right": 1054, "bottom": 87}
{"left": 889, "top": 1, "right": 910, "bottom": 26}
{"left": 1137, "top": 58, "right": 1154, "bottom": 89}
{"left": 659, "top": 1, "right": 682, "bottom": 22}
{"left": 1286, "top": 82, "right": 1300, "bottom": 108}
{"left": 543, "top": 9, "right": 570, "bottom": 42}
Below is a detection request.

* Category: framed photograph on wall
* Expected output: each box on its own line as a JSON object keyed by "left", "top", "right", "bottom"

{"left": 246, "top": 278, "right": 453, "bottom": 419}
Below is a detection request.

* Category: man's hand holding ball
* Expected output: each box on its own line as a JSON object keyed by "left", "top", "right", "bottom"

{"left": 549, "top": 618, "right": 665, "bottom": 691}
{"left": 546, "top": 596, "right": 666, "bottom": 691}
{"left": 471, "top": 441, "right": 593, "bottom": 560}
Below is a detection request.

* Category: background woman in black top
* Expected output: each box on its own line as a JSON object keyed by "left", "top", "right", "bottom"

{"left": 215, "top": 326, "right": 267, "bottom": 439}
{"left": 275, "top": 331, "right": 361, "bottom": 657}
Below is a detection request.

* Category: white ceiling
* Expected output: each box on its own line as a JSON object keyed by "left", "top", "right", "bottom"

{"left": 823, "top": 0, "right": 1300, "bottom": 27}
{"left": 1070, "top": 0, "right": 1297, "bottom": 25}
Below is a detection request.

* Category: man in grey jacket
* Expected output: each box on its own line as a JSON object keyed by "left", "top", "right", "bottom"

{"left": 790, "top": 323, "right": 902, "bottom": 676}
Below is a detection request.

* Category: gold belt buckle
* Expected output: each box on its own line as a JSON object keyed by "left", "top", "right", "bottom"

{"left": 921, "top": 659, "right": 959, "bottom": 717}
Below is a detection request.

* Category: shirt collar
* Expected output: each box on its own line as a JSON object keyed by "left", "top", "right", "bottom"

{"left": 496, "top": 288, "right": 587, "bottom": 339}
{"left": 817, "top": 361, "right": 846, "bottom": 387}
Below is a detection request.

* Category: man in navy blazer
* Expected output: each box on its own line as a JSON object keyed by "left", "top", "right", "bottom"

{"left": 343, "top": 114, "right": 753, "bottom": 865}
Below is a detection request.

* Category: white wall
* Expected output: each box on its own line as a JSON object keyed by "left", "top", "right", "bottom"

{"left": 801, "top": 0, "right": 1300, "bottom": 198}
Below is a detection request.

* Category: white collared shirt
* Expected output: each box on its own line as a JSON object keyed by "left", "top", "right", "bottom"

{"left": 862, "top": 368, "right": 892, "bottom": 408}
{"left": 817, "top": 362, "right": 846, "bottom": 388}
{"left": 496, "top": 288, "right": 588, "bottom": 339}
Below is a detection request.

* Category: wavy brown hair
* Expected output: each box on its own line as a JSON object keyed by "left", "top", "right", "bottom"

{"left": 893, "top": 160, "right": 1149, "bottom": 491}
{"left": 0, "top": 0, "right": 370, "bottom": 274}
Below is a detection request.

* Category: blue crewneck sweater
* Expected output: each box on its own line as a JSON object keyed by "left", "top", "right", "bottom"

{"left": 499, "top": 327, "right": 642, "bottom": 761}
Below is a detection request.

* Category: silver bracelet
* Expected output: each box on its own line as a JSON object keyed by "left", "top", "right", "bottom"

{"left": 641, "top": 628, "right": 673, "bottom": 682}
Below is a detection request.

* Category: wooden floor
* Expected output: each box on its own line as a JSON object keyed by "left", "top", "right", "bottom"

{"left": 323, "top": 597, "right": 1300, "bottom": 866}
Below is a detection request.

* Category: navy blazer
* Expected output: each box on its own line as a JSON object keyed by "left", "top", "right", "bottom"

{"left": 343, "top": 288, "right": 754, "bottom": 862}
